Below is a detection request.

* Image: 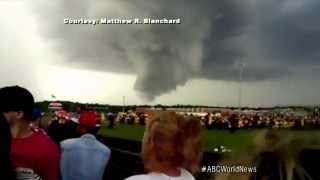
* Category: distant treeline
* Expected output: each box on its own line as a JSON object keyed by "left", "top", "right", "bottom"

{"left": 36, "top": 100, "right": 132, "bottom": 113}
{"left": 35, "top": 101, "right": 319, "bottom": 114}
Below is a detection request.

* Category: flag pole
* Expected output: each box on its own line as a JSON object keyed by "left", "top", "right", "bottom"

{"left": 122, "top": 96, "right": 126, "bottom": 113}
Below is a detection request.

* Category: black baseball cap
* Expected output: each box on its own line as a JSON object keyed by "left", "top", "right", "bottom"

{"left": 0, "top": 86, "right": 35, "bottom": 119}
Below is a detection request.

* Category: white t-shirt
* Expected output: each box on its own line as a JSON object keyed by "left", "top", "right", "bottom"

{"left": 125, "top": 168, "right": 195, "bottom": 180}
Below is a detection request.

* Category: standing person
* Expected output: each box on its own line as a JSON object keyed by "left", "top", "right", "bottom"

{"left": 48, "top": 112, "right": 76, "bottom": 145}
{"left": 107, "top": 112, "right": 115, "bottom": 128}
{"left": 60, "top": 111, "right": 111, "bottom": 180}
{"left": 228, "top": 114, "right": 238, "bottom": 133}
{"left": 31, "top": 106, "right": 43, "bottom": 129}
{"left": 125, "top": 112, "right": 202, "bottom": 180}
{"left": 138, "top": 113, "right": 146, "bottom": 125}
{"left": 47, "top": 115, "right": 64, "bottom": 144}
{"left": 204, "top": 113, "right": 210, "bottom": 129}
{"left": 0, "top": 86, "right": 60, "bottom": 180}
{"left": 0, "top": 114, "right": 16, "bottom": 180}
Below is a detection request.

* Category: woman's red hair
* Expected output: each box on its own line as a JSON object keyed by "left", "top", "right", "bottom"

{"left": 141, "top": 111, "right": 202, "bottom": 173}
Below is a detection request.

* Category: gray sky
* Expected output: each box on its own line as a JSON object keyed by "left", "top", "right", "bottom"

{"left": 0, "top": 0, "right": 319, "bottom": 107}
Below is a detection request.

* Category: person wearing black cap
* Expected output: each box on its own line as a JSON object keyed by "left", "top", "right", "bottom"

{"left": 0, "top": 86, "right": 60, "bottom": 180}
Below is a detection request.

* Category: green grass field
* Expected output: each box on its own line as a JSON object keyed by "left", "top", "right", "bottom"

{"left": 98, "top": 123, "right": 320, "bottom": 155}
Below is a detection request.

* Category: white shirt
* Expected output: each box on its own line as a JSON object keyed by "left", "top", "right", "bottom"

{"left": 125, "top": 168, "right": 195, "bottom": 180}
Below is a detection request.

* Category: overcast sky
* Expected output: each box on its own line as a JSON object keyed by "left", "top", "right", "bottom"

{"left": 0, "top": 0, "right": 319, "bottom": 107}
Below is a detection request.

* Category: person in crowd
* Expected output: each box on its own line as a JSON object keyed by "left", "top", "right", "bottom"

{"left": 204, "top": 113, "right": 210, "bottom": 129}
{"left": 30, "top": 106, "right": 43, "bottom": 129}
{"left": 28, "top": 107, "right": 47, "bottom": 137}
{"left": 228, "top": 114, "right": 238, "bottom": 133}
{"left": 47, "top": 108, "right": 78, "bottom": 145}
{"left": 59, "top": 118, "right": 78, "bottom": 143}
{"left": 127, "top": 113, "right": 135, "bottom": 125}
{"left": 48, "top": 113, "right": 71, "bottom": 145}
{"left": 60, "top": 111, "right": 111, "bottom": 180}
{"left": 125, "top": 111, "right": 202, "bottom": 180}
{"left": 94, "top": 110, "right": 102, "bottom": 127}
{"left": 0, "top": 86, "right": 60, "bottom": 180}
{"left": 138, "top": 112, "right": 146, "bottom": 125}
{"left": 107, "top": 112, "right": 115, "bottom": 128}
{"left": 119, "top": 113, "right": 126, "bottom": 123}
{"left": 0, "top": 114, "right": 16, "bottom": 180}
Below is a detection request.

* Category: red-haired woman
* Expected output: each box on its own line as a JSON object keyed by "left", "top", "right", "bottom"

{"left": 126, "top": 112, "right": 202, "bottom": 180}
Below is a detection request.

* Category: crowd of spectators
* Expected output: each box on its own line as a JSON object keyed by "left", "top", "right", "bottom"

{"left": 117, "top": 111, "right": 147, "bottom": 126}
{"left": 0, "top": 86, "right": 112, "bottom": 180}
{"left": 200, "top": 112, "right": 320, "bottom": 130}
{"left": 110, "top": 110, "right": 320, "bottom": 131}
{"left": 0, "top": 85, "right": 203, "bottom": 180}
{"left": 1, "top": 85, "right": 319, "bottom": 180}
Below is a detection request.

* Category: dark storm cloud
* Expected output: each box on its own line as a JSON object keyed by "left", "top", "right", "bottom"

{"left": 254, "top": 0, "right": 320, "bottom": 65}
{"left": 29, "top": 0, "right": 320, "bottom": 100}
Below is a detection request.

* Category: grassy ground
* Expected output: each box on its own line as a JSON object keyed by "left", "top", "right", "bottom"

{"left": 99, "top": 124, "right": 145, "bottom": 142}
{"left": 99, "top": 123, "right": 320, "bottom": 154}
{"left": 98, "top": 124, "right": 259, "bottom": 153}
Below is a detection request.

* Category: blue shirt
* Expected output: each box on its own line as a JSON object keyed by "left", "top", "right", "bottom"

{"left": 60, "top": 134, "right": 111, "bottom": 180}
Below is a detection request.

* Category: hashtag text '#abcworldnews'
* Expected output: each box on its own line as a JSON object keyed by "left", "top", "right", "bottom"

{"left": 201, "top": 165, "right": 257, "bottom": 174}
